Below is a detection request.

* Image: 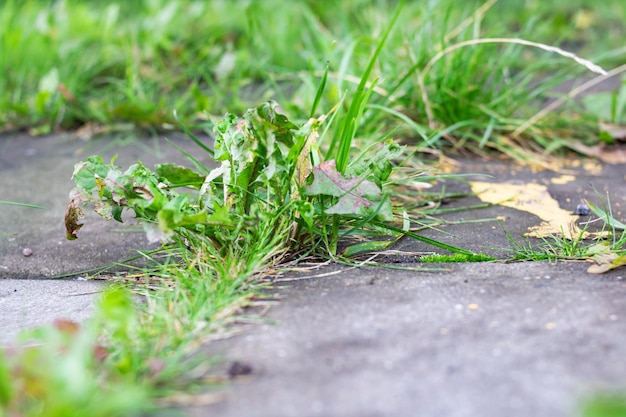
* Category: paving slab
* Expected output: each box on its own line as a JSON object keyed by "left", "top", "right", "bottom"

{"left": 199, "top": 262, "right": 626, "bottom": 417}
{"left": 0, "top": 279, "right": 104, "bottom": 345}
{"left": 191, "top": 157, "right": 626, "bottom": 417}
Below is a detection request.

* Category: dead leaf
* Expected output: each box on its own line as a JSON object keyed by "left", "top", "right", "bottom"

{"left": 567, "top": 142, "right": 626, "bottom": 164}
{"left": 600, "top": 121, "right": 626, "bottom": 141}
{"left": 64, "top": 196, "right": 85, "bottom": 240}
{"left": 588, "top": 254, "right": 626, "bottom": 274}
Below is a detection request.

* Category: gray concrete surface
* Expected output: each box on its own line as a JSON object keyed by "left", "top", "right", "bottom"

{"left": 1, "top": 132, "right": 626, "bottom": 417}
{"left": 200, "top": 262, "right": 626, "bottom": 417}
{"left": 0, "top": 279, "right": 103, "bottom": 344}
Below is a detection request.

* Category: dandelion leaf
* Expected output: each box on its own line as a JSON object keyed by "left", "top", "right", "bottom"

{"left": 306, "top": 160, "right": 391, "bottom": 221}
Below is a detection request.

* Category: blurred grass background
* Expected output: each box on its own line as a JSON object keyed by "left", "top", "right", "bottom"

{"left": 0, "top": 0, "right": 624, "bottom": 154}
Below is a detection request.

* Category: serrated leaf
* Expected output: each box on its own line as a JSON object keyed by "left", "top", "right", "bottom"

{"left": 306, "top": 160, "right": 392, "bottom": 220}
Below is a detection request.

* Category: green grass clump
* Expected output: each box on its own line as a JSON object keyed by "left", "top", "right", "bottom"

{"left": 1, "top": 0, "right": 625, "bottom": 157}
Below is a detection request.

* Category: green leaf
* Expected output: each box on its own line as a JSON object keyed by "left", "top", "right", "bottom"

{"left": 582, "top": 395, "right": 626, "bottom": 417}
{"left": 71, "top": 155, "right": 110, "bottom": 194}
{"left": 586, "top": 200, "right": 626, "bottom": 230}
{"left": 332, "top": 0, "right": 405, "bottom": 173}
{"left": 349, "top": 139, "right": 405, "bottom": 186}
{"left": 342, "top": 240, "right": 396, "bottom": 257}
{"left": 306, "top": 160, "right": 392, "bottom": 221}
{"left": 0, "top": 349, "right": 12, "bottom": 407}
{"left": 157, "top": 197, "right": 232, "bottom": 234}
{"left": 373, "top": 221, "right": 476, "bottom": 256}
{"left": 155, "top": 163, "right": 205, "bottom": 188}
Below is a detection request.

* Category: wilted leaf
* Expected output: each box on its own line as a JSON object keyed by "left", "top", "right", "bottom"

{"left": 568, "top": 142, "right": 626, "bottom": 164}
{"left": 294, "top": 118, "right": 320, "bottom": 187}
{"left": 64, "top": 194, "right": 85, "bottom": 240}
{"left": 306, "top": 160, "right": 392, "bottom": 220}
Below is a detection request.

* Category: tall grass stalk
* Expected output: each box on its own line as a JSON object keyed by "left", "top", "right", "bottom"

{"left": 418, "top": 38, "right": 608, "bottom": 129}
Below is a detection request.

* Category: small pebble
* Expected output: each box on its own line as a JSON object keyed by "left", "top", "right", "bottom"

{"left": 22, "top": 247, "right": 33, "bottom": 257}
{"left": 228, "top": 361, "right": 253, "bottom": 378}
{"left": 574, "top": 203, "right": 591, "bottom": 216}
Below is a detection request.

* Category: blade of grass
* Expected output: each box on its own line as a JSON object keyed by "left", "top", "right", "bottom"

{"left": 332, "top": 0, "right": 405, "bottom": 173}
{"left": 173, "top": 110, "right": 214, "bottom": 156}
{"left": 310, "top": 62, "right": 329, "bottom": 118}
{"left": 373, "top": 221, "right": 476, "bottom": 256}
{"left": 0, "top": 200, "right": 46, "bottom": 209}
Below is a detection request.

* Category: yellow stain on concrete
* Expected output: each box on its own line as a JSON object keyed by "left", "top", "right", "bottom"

{"left": 469, "top": 181, "right": 581, "bottom": 239}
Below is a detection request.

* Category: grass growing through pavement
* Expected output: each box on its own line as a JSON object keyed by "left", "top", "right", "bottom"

{"left": 1, "top": 0, "right": 626, "bottom": 415}
{"left": 504, "top": 193, "right": 626, "bottom": 273}
{"left": 1, "top": 2, "right": 463, "bottom": 414}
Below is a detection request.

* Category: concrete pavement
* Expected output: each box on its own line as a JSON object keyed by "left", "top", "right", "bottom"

{"left": 1, "top": 132, "right": 626, "bottom": 416}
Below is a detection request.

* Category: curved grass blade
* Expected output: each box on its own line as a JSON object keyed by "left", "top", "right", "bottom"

{"left": 0, "top": 200, "right": 46, "bottom": 209}
{"left": 373, "top": 221, "right": 475, "bottom": 256}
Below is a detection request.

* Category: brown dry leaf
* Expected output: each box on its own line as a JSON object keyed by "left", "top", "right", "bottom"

{"left": 53, "top": 319, "right": 80, "bottom": 335}
{"left": 64, "top": 197, "right": 85, "bottom": 240}
{"left": 57, "top": 83, "right": 76, "bottom": 103}
{"left": 588, "top": 254, "right": 626, "bottom": 274}
{"left": 600, "top": 121, "right": 626, "bottom": 141}
{"left": 72, "top": 122, "right": 112, "bottom": 141}
{"left": 567, "top": 142, "right": 626, "bottom": 164}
